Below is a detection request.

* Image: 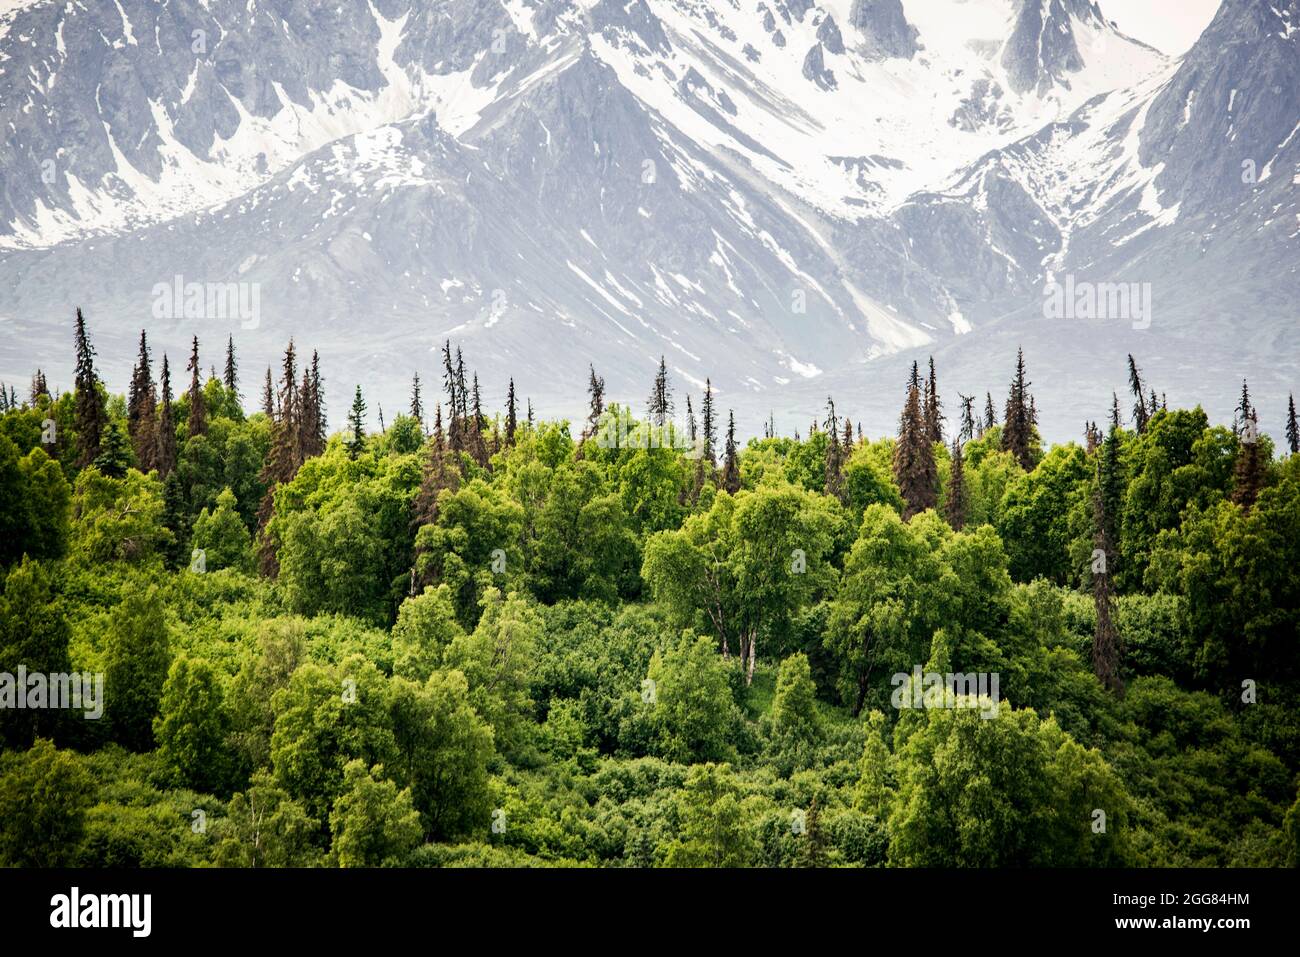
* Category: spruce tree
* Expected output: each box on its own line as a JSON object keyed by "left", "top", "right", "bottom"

{"left": 958, "top": 393, "right": 975, "bottom": 443}
{"left": 1235, "top": 379, "right": 1252, "bottom": 436}
{"left": 823, "top": 397, "right": 845, "bottom": 502}
{"left": 469, "top": 375, "right": 489, "bottom": 467}
{"left": 647, "top": 356, "right": 672, "bottom": 428}
{"left": 945, "top": 439, "right": 966, "bottom": 531}
{"left": 127, "top": 330, "right": 157, "bottom": 472}
{"left": 923, "top": 356, "right": 944, "bottom": 443}
{"left": 894, "top": 377, "right": 937, "bottom": 519}
{"left": 580, "top": 366, "right": 604, "bottom": 446}
{"left": 223, "top": 335, "right": 239, "bottom": 402}
{"left": 454, "top": 349, "right": 468, "bottom": 426}
{"left": 346, "top": 385, "right": 367, "bottom": 459}
{"left": 721, "top": 411, "right": 741, "bottom": 494}
{"left": 297, "top": 366, "right": 317, "bottom": 461}
{"left": 261, "top": 367, "right": 274, "bottom": 417}
{"left": 72, "top": 308, "right": 107, "bottom": 467}
{"left": 701, "top": 379, "right": 717, "bottom": 466}
{"left": 29, "top": 369, "right": 48, "bottom": 404}
{"left": 309, "top": 350, "right": 325, "bottom": 456}
{"left": 1001, "top": 348, "right": 1033, "bottom": 469}
{"left": 842, "top": 416, "right": 853, "bottom": 451}
{"left": 686, "top": 395, "right": 697, "bottom": 447}
{"left": 155, "top": 355, "right": 178, "bottom": 478}
{"left": 410, "top": 373, "right": 423, "bottom": 426}
{"left": 983, "top": 392, "right": 997, "bottom": 432}
{"left": 92, "top": 420, "right": 132, "bottom": 479}
{"left": 441, "top": 341, "right": 463, "bottom": 453}
{"left": 505, "top": 378, "right": 518, "bottom": 447}
{"left": 1097, "top": 397, "right": 1123, "bottom": 570}
{"left": 1286, "top": 393, "right": 1299, "bottom": 455}
{"left": 186, "top": 336, "right": 207, "bottom": 437}
{"left": 1127, "top": 354, "right": 1149, "bottom": 434}
{"left": 256, "top": 341, "right": 301, "bottom": 566}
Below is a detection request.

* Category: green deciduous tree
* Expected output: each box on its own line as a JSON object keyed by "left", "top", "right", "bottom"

{"left": 190, "top": 487, "right": 253, "bottom": 573}
{"left": 388, "top": 670, "right": 494, "bottom": 840}
{"left": 660, "top": 762, "right": 755, "bottom": 867}
{"left": 154, "top": 657, "right": 232, "bottom": 793}
{"left": 328, "top": 759, "right": 423, "bottom": 867}
{"left": 646, "top": 632, "right": 739, "bottom": 763}
{"left": 104, "top": 587, "right": 171, "bottom": 750}
{"left": 0, "top": 738, "right": 94, "bottom": 866}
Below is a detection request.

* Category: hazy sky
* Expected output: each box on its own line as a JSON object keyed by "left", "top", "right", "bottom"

{"left": 1096, "top": 0, "right": 1222, "bottom": 55}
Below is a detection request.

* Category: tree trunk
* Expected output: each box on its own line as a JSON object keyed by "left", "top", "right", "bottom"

{"left": 852, "top": 671, "right": 869, "bottom": 717}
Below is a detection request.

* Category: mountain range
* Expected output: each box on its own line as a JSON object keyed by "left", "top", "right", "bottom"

{"left": 0, "top": 0, "right": 1296, "bottom": 441}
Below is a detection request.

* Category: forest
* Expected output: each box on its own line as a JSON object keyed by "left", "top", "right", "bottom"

{"left": 0, "top": 310, "right": 1297, "bottom": 868}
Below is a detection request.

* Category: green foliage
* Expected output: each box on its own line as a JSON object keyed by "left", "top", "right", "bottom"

{"left": 887, "top": 703, "right": 1133, "bottom": 866}
{"left": 213, "top": 771, "right": 319, "bottom": 867}
{"left": 269, "top": 656, "right": 397, "bottom": 825}
{"left": 153, "top": 657, "right": 232, "bottom": 793}
{"left": 70, "top": 467, "right": 173, "bottom": 566}
{"left": 388, "top": 670, "right": 494, "bottom": 839}
{"left": 659, "top": 763, "right": 756, "bottom": 867}
{"left": 444, "top": 588, "right": 539, "bottom": 759}
{"left": 328, "top": 760, "right": 423, "bottom": 866}
{"left": 391, "top": 584, "right": 465, "bottom": 682}
{"left": 2, "top": 372, "right": 1295, "bottom": 871}
{"left": 0, "top": 557, "right": 72, "bottom": 745}
{"left": 413, "top": 478, "right": 525, "bottom": 628}
{"left": 103, "top": 586, "right": 172, "bottom": 750}
{"left": 646, "top": 633, "right": 741, "bottom": 763}
{"left": 190, "top": 487, "right": 253, "bottom": 572}
{"left": 0, "top": 738, "right": 94, "bottom": 866}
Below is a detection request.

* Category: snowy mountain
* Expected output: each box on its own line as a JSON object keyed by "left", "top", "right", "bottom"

{"left": 0, "top": 0, "right": 1295, "bottom": 440}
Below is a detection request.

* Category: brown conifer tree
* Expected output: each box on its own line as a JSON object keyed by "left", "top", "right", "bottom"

{"left": 893, "top": 378, "right": 937, "bottom": 519}
{"left": 186, "top": 336, "right": 207, "bottom": 437}
{"left": 579, "top": 365, "right": 604, "bottom": 447}
{"left": 945, "top": 439, "right": 966, "bottom": 530}
{"left": 127, "top": 330, "right": 158, "bottom": 472}
{"left": 154, "top": 355, "right": 177, "bottom": 478}
{"left": 1231, "top": 411, "right": 1267, "bottom": 511}
{"left": 923, "top": 356, "right": 943, "bottom": 443}
{"left": 257, "top": 341, "right": 302, "bottom": 573}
